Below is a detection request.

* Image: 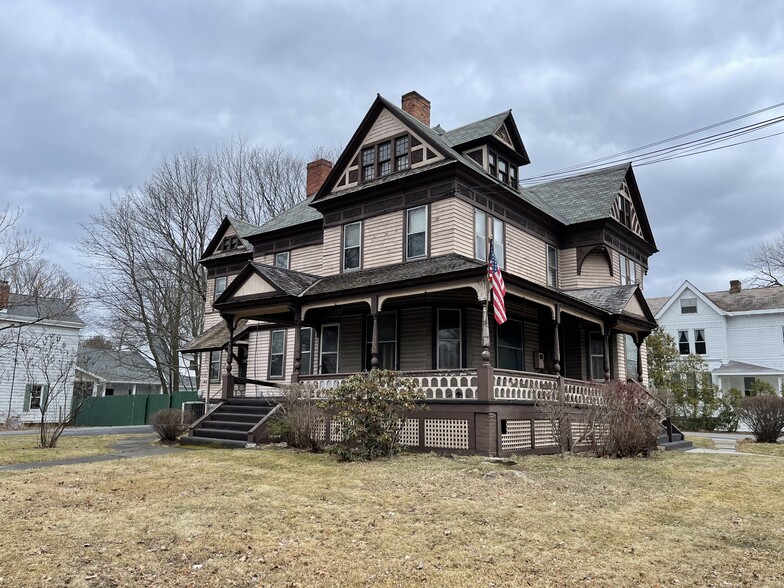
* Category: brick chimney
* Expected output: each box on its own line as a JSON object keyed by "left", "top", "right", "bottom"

{"left": 729, "top": 280, "right": 742, "bottom": 294}
{"left": 401, "top": 91, "right": 431, "bottom": 127}
{"left": 0, "top": 280, "right": 9, "bottom": 311}
{"left": 306, "top": 158, "right": 333, "bottom": 197}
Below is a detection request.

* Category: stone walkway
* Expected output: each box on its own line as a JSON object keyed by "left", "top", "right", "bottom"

{"left": 684, "top": 431, "right": 757, "bottom": 455}
{"left": 0, "top": 434, "right": 182, "bottom": 472}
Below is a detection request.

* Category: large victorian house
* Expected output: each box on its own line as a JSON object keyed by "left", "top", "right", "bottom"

{"left": 182, "top": 92, "right": 659, "bottom": 455}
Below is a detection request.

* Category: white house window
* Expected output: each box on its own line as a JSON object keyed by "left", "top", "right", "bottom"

{"left": 27, "top": 384, "right": 44, "bottom": 410}
{"left": 274, "top": 251, "right": 290, "bottom": 269}
{"left": 437, "top": 309, "right": 461, "bottom": 369}
{"left": 625, "top": 335, "right": 638, "bottom": 380}
{"left": 343, "top": 222, "right": 361, "bottom": 271}
{"left": 209, "top": 351, "right": 221, "bottom": 382}
{"left": 320, "top": 324, "right": 339, "bottom": 374}
{"left": 214, "top": 276, "right": 228, "bottom": 301}
{"left": 694, "top": 329, "right": 706, "bottom": 355}
{"left": 474, "top": 209, "right": 487, "bottom": 262}
{"left": 365, "top": 312, "right": 397, "bottom": 370}
{"left": 744, "top": 377, "right": 756, "bottom": 396}
{"left": 678, "top": 330, "right": 690, "bottom": 355}
{"left": 492, "top": 217, "right": 505, "bottom": 269}
{"left": 496, "top": 319, "right": 523, "bottom": 371}
{"left": 547, "top": 245, "right": 558, "bottom": 287}
{"left": 269, "top": 330, "right": 286, "bottom": 379}
{"left": 680, "top": 298, "right": 697, "bottom": 314}
{"left": 300, "top": 327, "right": 313, "bottom": 376}
{"left": 406, "top": 206, "right": 427, "bottom": 260}
{"left": 589, "top": 333, "right": 604, "bottom": 379}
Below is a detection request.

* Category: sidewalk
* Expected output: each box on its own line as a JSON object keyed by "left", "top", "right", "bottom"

{"left": 0, "top": 425, "right": 153, "bottom": 437}
{"left": 684, "top": 431, "right": 756, "bottom": 454}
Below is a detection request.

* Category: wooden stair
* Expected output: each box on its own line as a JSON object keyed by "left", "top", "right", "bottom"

{"left": 657, "top": 420, "right": 693, "bottom": 451}
{"left": 180, "top": 398, "right": 279, "bottom": 449}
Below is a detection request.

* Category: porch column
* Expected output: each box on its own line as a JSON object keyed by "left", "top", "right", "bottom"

{"left": 221, "top": 315, "right": 235, "bottom": 399}
{"left": 370, "top": 295, "right": 379, "bottom": 369}
{"left": 552, "top": 306, "right": 561, "bottom": 376}
{"left": 292, "top": 306, "right": 302, "bottom": 383}
{"left": 636, "top": 333, "right": 647, "bottom": 384}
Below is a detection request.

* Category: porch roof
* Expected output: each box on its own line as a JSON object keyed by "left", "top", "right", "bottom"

{"left": 180, "top": 319, "right": 251, "bottom": 353}
{"left": 249, "top": 263, "right": 320, "bottom": 295}
{"left": 301, "top": 254, "right": 483, "bottom": 296}
{"left": 712, "top": 360, "right": 784, "bottom": 376}
{"left": 561, "top": 284, "right": 643, "bottom": 315}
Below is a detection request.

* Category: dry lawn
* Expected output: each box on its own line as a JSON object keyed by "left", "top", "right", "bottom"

{"left": 0, "top": 434, "right": 131, "bottom": 465}
{"left": 1, "top": 448, "right": 782, "bottom": 587}
{"left": 684, "top": 435, "right": 716, "bottom": 450}
{"left": 737, "top": 438, "right": 784, "bottom": 457}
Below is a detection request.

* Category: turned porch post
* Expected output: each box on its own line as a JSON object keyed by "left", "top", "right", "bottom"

{"left": 552, "top": 306, "right": 561, "bottom": 377}
{"left": 602, "top": 324, "right": 612, "bottom": 381}
{"left": 221, "top": 315, "right": 235, "bottom": 399}
{"left": 292, "top": 305, "right": 302, "bottom": 383}
{"left": 370, "top": 295, "right": 379, "bottom": 369}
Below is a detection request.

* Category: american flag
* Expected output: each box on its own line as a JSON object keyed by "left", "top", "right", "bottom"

{"left": 488, "top": 240, "right": 507, "bottom": 325}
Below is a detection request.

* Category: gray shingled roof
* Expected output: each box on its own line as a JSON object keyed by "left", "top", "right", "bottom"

{"left": 441, "top": 111, "right": 511, "bottom": 146}
{"left": 4, "top": 293, "right": 84, "bottom": 326}
{"left": 526, "top": 163, "right": 630, "bottom": 225}
{"left": 712, "top": 360, "right": 783, "bottom": 375}
{"left": 705, "top": 285, "right": 784, "bottom": 312}
{"left": 246, "top": 196, "right": 322, "bottom": 237}
{"left": 250, "top": 263, "right": 320, "bottom": 296}
{"left": 562, "top": 285, "right": 641, "bottom": 315}
{"left": 645, "top": 296, "right": 669, "bottom": 315}
{"left": 180, "top": 320, "right": 250, "bottom": 352}
{"left": 303, "top": 254, "right": 482, "bottom": 296}
{"left": 77, "top": 348, "right": 161, "bottom": 384}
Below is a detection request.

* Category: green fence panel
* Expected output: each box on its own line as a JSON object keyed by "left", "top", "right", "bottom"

{"left": 170, "top": 391, "right": 199, "bottom": 410}
{"left": 144, "top": 395, "right": 170, "bottom": 422}
{"left": 72, "top": 392, "right": 201, "bottom": 427}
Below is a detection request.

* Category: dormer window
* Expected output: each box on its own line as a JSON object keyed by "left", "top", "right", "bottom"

{"left": 488, "top": 150, "right": 518, "bottom": 189}
{"left": 360, "top": 135, "right": 412, "bottom": 183}
{"left": 221, "top": 236, "right": 239, "bottom": 251}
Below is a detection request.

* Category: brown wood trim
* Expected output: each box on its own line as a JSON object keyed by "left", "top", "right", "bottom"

{"left": 576, "top": 244, "right": 614, "bottom": 276}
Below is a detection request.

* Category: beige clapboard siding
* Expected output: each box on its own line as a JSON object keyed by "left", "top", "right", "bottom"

{"left": 363, "top": 211, "right": 403, "bottom": 268}
{"left": 577, "top": 251, "right": 614, "bottom": 288}
{"left": 321, "top": 225, "right": 342, "bottom": 275}
{"left": 290, "top": 244, "right": 323, "bottom": 274}
{"left": 616, "top": 334, "right": 627, "bottom": 380}
{"left": 430, "top": 198, "right": 474, "bottom": 258}
{"left": 559, "top": 248, "right": 578, "bottom": 289}
{"left": 640, "top": 341, "right": 648, "bottom": 386}
{"left": 365, "top": 109, "right": 407, "bottom": 144}
{"left": 506, "top": 224, "right": 547, "bottom": 285}
{"left": 339, "top": 315, "right": 363, "bottom": 373}
{"left": 203, "top": 274, "right": 236, "bottom": 329}
{"left": 399, "top": 307, "right": 432, "bottom": 370}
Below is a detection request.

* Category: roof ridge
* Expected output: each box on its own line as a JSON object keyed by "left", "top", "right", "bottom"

{"left": 251, "top": 261, "right": 322, "bottom": 280}
{"left": 526, "top": 162, "right": 631, "bottom": 188}
{"left": 441, "top": 110, "right": 511, "bottom": 135}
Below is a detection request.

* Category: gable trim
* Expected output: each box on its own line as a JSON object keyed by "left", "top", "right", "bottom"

{"left": 654, "top": 280, "right": 727, "bottom": 320}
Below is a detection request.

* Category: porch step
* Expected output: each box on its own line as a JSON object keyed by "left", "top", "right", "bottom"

{"left": 203, "top": 420, "right": 255, "bottom": 432}
{"left": 180, "top": 436, "right": 249, "bottom": 449}
{"left": 219, "top": 404, "right": 273, "bottom": 416}
{"left": 213, "top": 411, "right": 267, "bottom": 423}
{"left": 657, "top": 433, "right": 684, "bottom": 444}
{"left": 658, "top": 440, "right": 693, "bottom": 451}
{"left": 182, "top": 399, "right": 279, "bottom": 449}
{"left": 192, "top": 428, "right": 247, "bottom": 441}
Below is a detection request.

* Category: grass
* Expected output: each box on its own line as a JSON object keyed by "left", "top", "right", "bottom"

{"left": 738, "top": 438, "right": 784, "bottom": 457}
{"left": 0, "top": 434, "right": 133, "bottom": 465}
{"left": 1, "top": 448, "right": 783, "bottom": 587}
{"left": 684, "top": 435, "right": 716, "bottom": 450}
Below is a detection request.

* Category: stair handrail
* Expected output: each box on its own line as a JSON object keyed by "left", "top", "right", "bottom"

{"left": 632, "top": 381, "right": 674, "bottom": 443}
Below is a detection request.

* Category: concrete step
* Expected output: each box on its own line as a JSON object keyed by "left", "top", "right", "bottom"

{"left": 658, "top": 440, "right": 693, "bottom": 451}
{"left": 180, "top": 436, "right": 248, "bottom": 449}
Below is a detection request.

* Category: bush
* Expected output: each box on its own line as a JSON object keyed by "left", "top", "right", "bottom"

{"left": 737, "top": 394, "right": 784, "bottom": 443}
{"left": 715, "top": 388, "right": 743, "bottom": 432}
{"left": 267, "top": 383, "right": 325, "bottom": 452}
{"left": 600, "top": 380, "right": 662, "bottom": 458}
{"left": 149, "top": 408, "right": 189, "bottom": 442}
{"left": 321, "top": 370, "right": 424, "bottom": 461}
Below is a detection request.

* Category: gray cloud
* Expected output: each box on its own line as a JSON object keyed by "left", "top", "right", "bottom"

{"left": 2, "top": 0, "right": 783, "bottom": 301}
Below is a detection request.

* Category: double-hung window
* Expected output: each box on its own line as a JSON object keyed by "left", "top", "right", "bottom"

{"left": 343, "top": 222, "right": 361, "bottom": 271}
{"left": 694, "top": 329, "right": 706, "bottom": 355}
{"left": 209, "top": 351, "right": 221, "bottom": 382}
{"left": 320, "top": 324, "right": 339, "bottom": 374}
{"left": 437, "top": 309, "right": 461, "bottom": 369}
{"left": 365, "top": 312, "right": 397, "bottom": 370}
{"left": 406, "top": 206, "right": 427, "bottom": 259}
{"left": 300, "top": 327, "right": 313, "bottom": 376}
{"left": 496, "top": 319, "right": 523, "bottom": 371}
{"left": 492, "top": 217, "right": 505, "bottom": 269}
{"left": 214, "top": 276, "right": 228, "bottom": 301}
{"left": 488, "top": 150, "right": 517, "bottom": 187}
{"left": 475, "top": 209, "right": 487, "bottom": 262}
{"left": 269, "top": 330, "right": 286, "bottom": 379}
{"left": 362, "top": 147, "right": 375, "bottom": 181}
{"left": 378, "top": 141, "right": 392, "bottom": 177}
{"left": 589, "top": 333, "right": 604, "bottom": 379}
{"left": 395, "top": 136, "right": 410, "bottom": 170}
{"left": 620, "top": 255, "right": 637, "bottom": 285}
{"left": 625, "top": 334, "right": 638, "bottom": 380}
{"left": 274, "top": 251, "right": 290, "bottom": 269}
{"left": 678, "top": 330, "right": 690, "bottom": 355}
{"left": 547, "top": 245, "right": 558, "bottom": 287}
{"left": 474, "top": 210, "right": 505, "bottom": 268}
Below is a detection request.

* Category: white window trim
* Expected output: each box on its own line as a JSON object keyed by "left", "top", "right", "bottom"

{"left": 678, "top": 330, "right": 690, "bottom": 355}
{"left": 547, "top": 245, "right": 558, "bottom": 287}
{"left": 319, "top": 323, "right": 340, "bottom": 374}
{"left": 214, "top": 276, "right": 228, "bottom": 301}
{"left": 693, "top": 329, "right": 706, "bottom": 355}
{"left": 342, "top": 222, "right": 362, "bottom": 271}
{"left": 274, "top": 251, "right": 290, "bottom": 269}
{"left": 268, "top": 329, "right": 286, "bottom": 379}
{"left": 406, "top": 206, "right": 428, "bottom": 260}
{"left": 209, "top": 350, "right": 222, "bottom": 382}
{"left": 436, "top": 308, "right": 462, "bottom": 370}
{"left": 492, "top": 216, "right": 505, "bottom": 270}
{"left": 474, "top": 209, "right": 487, "bottom": 262}
{"left": 680, "top": 297, "right": 698, "bottom": 314}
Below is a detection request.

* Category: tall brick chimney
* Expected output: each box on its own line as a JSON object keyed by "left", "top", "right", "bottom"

{"left": 729, "top": 280, "right": 742, "bottom": 294}
{"left": 306, "top": 159, "right": 333, "bottom": 197}
{"left": 0, "top": 280, "right": 9, "bottom": 311}
{"left": 401, "top": 91, "right": 431, "bottom": 127}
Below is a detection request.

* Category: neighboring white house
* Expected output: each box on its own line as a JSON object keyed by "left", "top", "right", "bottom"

{"left": 648, "top": 280, "right": 784, "bottom": 395}
{"left": 0, "top": 282, "right": 85, "bottom": 424}
{"left": 74, "top": 347, "right": 165, "bottom": 397}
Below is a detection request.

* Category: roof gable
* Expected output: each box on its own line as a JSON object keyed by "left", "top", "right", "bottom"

{"left": 201, "top": 216, "right": 256, "bottom": 261}
{"left": 654, "top": 280, "right": 727, "bottom": 320}
{"left": 562, "top": 284, "right": 655, "bottom": 322}
{"left": 215, "top": 262, "right": 320, "bottom": 305}
{"left": 442, "top": 110, "right": 530, "bottom": 164}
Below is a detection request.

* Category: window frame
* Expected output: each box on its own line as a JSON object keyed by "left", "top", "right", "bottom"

{"left": 268, "top": 329, "right": 286, "bottom": 380}
{"left": 221, "top": 235, "right": 239, "bottom": 251}
{"left": 474, "top": 209, "right": 487, "bottom": 262}
{"left": 406, "top": 205, "right": 428, "bottom": 260}
{"left": 694, "top": 329, "right": 706, "bottom": 355}
{"left": 359, "top": 134, "right": 412, "bottom": 183}
{"left": 274, "top": 251, "right": 290, "bottom": 269}
{"left": 546, "top": 245, "right": 558, "bottom": 287}
{"left": 678, "top": 330, "right": 690, "bottom": 355}
{"left": 589, "top": 333, "right": 604, "bottom": 380}
{"left": 319, "top": 324, "right": 340, "bottom": 375}
{"left": 496, "top": 318, "right": 524, "bottom": 371}
{"left": 624, "top": 334, "right": 638, "bottom": 381}
{"left": 436, "top": 309, "right": 462, "bottom": 370}
{"left": 29, "top": 384, "right": 44, "bottom": 410}
{"left": 300, "top": 327, "right": 314, "bottom": 376}
{"left": 395, "top": 135, "right": 410, "bottom": 171}
{"left": 342, "top": 221, "right": 362, "bottom": 272}
{"left": 492, "top": 216, "right": 505, "bottom": 270}
{"left": 209, "top": 350, "right": 222, "bottom": 383}
{"left": 680, "top": 298, "right": 698, "bottom": 314}
{"left": 214, "top": 276, "right": 228, "bottom": 301}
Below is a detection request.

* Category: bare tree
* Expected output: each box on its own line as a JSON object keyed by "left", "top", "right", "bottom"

{"left": 80, "top": 139, "right": 307, "bottom": 394}
{"left": 19, "top": 332, "right": 83, "bottom": 448}
{"left": 0, "top": 206, "right": 43, "bottom": 278}
{"left": 746, "top": 229, "right": 784, "bottom": 287}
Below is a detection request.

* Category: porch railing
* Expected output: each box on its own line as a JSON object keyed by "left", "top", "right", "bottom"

{"left": 563, "top": 378, "right": 604, "bottom": 405}
{"left": 493, "top": 370, "right": 559, "bottom": 401}
{"left": 299, "top": 370, "right": 479, "bottom": 400}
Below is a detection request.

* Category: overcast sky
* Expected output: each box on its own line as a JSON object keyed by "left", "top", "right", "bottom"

{"left": 2, "top": 0, "right": 783, "bottom": 302}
